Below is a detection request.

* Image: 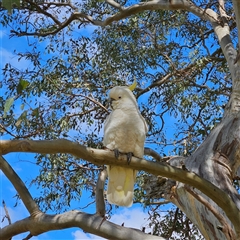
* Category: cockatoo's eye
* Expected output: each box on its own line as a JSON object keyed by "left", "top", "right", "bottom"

{"left": 118, "top": 96, "right": 122, "bottom": 99}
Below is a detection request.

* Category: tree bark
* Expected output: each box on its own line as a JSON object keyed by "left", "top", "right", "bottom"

{"left": 1, "top": 210, "right": 166, "bottom": 240}
{"left": 1, "top": 137, "right": 240, "bottom": 239}
{"left": 169, "top": 115, "right": 240, "bottom": 239}
{"left": 0, "top": 155, "right": 165, "bottom": 240}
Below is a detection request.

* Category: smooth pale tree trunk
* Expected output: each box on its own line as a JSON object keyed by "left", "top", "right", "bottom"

{"left": 168, "top": 115, "right": 240, "bottom": 240}
{"left": 146, "top": 2, "right": 240, "bottom": 238}
{"left": 168, "top": 2, "right": 240, "bottom": 239}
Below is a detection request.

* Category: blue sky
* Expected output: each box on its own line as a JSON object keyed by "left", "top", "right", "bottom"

{"left": 0, "top": 23, "right": 161, "bottom": 239}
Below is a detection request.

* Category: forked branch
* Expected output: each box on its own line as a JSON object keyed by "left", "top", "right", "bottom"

{"left": 13, "top": 0, "right": 219, "bottom": 37}
{"left": 0, "top": 210, "right": 166, "bottom": 240}
{"left": 0, "top": 139, "right": 239, "bottom": 236}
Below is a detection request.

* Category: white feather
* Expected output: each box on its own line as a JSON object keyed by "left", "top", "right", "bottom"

{"left": 103, "top": 86, "right": 147, "bottom": 207}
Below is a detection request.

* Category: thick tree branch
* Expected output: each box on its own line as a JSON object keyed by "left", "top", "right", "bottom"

{"left": 0, "top": 153, "right": 163, "bottom": 240}
{"left": 0, "top": 210, "right": 165, "bottom": 240}
{"left": 101, "top": 0, "right": 219, "bottom": 26}
{"left": 0, "top": 139, "right": 239, "bottom": 236}
{"left": 96, "top": 169, "right": 107, "bottom": 217}
{"left": 210, "top": 2, "right": 239, "bottom": 114}
{"left": 232, "top": 0, "right": 240, "bottom": 44}
{"left": 0, "top": 155, "right": 40, "bottom": 216}
{"left": 105, "top": 0, "right": 124, "bottom": 11}
{"left": 212, "top": 21, "right": 237, "bottom": 83}
{"left": 218, "top": 0, "right": 228, "bottom": 19}
{"left": 14, "top": 0, "right": 219, "bottom": 37}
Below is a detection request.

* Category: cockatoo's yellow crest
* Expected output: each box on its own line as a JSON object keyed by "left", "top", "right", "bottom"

{"left": 128, "top": 80, "right": 137, "bottom": 91}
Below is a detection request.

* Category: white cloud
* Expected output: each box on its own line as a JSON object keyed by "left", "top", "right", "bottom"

{"left": 110, "top": 207, "right": 150, "bottom": 229}
{"left": 72, "top": 207, "right": 151, "bottom": 240}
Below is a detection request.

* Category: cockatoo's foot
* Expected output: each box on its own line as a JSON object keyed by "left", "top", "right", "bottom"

{"left": 113, "top": 149, "right": 120, "bottom": 159}
{"left": 126, "top": 152, "right": 133, "bottom": 164}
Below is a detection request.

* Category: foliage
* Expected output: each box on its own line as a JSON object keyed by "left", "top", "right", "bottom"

{"left": 149, "top": 207, "right": 205, "bottom": 240}
{"left": 0, "top": 0, "right": 238, "bottom": 238}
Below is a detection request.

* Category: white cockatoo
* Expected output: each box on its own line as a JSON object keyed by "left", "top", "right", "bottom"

{"left": 103, "top": 82, "right": 148, "bottom": 207}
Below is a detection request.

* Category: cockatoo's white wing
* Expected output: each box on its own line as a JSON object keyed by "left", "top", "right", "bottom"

{"left": 103, "top": 85, "right": 147, "bottom": 207}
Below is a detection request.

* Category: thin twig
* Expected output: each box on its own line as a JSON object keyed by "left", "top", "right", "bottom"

{"left": 167, "top": 208, "right": 179, "bottom": 238}
{"left": 2, "top": 200, "right": 12, "bottom": 225}
{"left": 0, "top": 123, "right": 17, "bottom": 138}
{"left": 22, "top": 233, "right": 33, "bottom": 240}
{"left": 77, "top": 94, "right": 109, "bottom": 113}
{"left": 24, "top": 0, "right": 61, "bottom": 26}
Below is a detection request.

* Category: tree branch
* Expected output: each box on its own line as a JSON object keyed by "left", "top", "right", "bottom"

{"left": 232, "top": 0, "right": 240, "bottom": 44}
{"left": 0, "top": 211, "right": 165, "bottom": 240}
{"left": 211, "top": 21, "right": 237, "bottom": 85}
{"left": 218, "top": 0, "right": 228, "bottom": 19}
{"left": 96, "top": 169, "right": 107, "bottom": 217}
{"left": 144, "top": 147, "right": 163, "bottom": 162}
{"left": 2, "top": 200, "right": 12, "bottom": 225}
{"left": 136, "top": 50, "right": 221, "bottom": 98}
{"left": 24, "top": 0, "right": 62, "bottom": 26}
{"left": 13, "top": 0, "right": 219, "bottom": 37}
{"left": 101, "top": 0, "right": 219, "bottom": 27}
{"left": 105, "top": 0, "right": 124, "bottom": 11}
{"left": 0, "top": 139, "right": 239, "bottom": 236}
{"left": 76, "top": 94, "right": 109, "bottom": 113}
{"left": 208, "top": 3, "right": 239, "bottom": 114}
{"left": 0, "top": 155, "right": 40, "bottom": 216}
{"left": 13, "top": 11, "right": 102, "bottom": 37}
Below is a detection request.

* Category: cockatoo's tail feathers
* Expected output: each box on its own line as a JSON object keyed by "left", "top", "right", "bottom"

{"left": 107, "top": 166, "right": 136, "bottom": 207}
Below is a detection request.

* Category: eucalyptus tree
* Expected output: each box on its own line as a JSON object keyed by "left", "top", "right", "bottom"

{"left": 0, "top": 0, "right": 240, "bottom": 239}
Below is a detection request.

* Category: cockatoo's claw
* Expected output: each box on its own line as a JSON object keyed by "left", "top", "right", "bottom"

{"left": 113, "top": 149, "right": 120, "bottom": 159}
{"left": 127, "top": 152, "right": 133, "bottom": 165}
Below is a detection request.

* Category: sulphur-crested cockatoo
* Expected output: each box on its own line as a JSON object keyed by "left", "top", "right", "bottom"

{"left": 103, "top": 82, "right": 148, "bottom": 207}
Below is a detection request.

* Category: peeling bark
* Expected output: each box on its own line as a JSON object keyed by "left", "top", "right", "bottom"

{"left": 169, "top": 116, "right": 240, "bottom": 239}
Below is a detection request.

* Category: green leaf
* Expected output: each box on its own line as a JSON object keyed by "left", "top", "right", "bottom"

{"left": 17, "top": 79, "right": 29, "bottom": 94}
{"left": 20, "top": 103, "right": 25, "bottom": 110}
{"left": 4, "top": 97, "right": 14, "bottom": 117}
{"left": 32, "top": 108, "right": 39, "bottom": 118}
{"left": 2, "top": 0, "right": 20, "bottom": 14}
